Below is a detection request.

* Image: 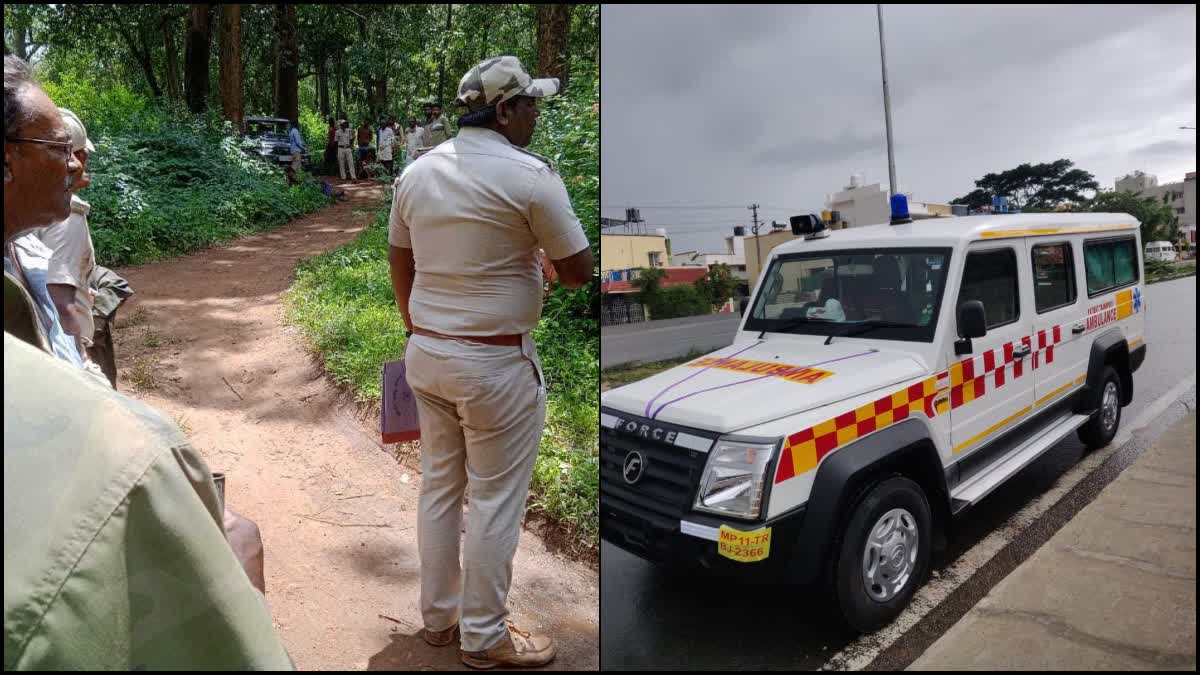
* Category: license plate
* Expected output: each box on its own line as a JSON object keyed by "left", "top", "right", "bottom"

{"left": 717, "top": 525, "right": 772, "bottom": 563}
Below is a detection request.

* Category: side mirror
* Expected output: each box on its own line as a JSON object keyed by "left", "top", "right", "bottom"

{"left": 957, "top": 300, "right": 987, "bottom": 339}
{"left": 740, "top": 297, "right": 749, "bottom": 316}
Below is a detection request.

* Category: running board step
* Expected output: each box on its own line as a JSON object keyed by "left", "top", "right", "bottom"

{"left": 951, "top": 412, "right": 1093, "bottom": 509}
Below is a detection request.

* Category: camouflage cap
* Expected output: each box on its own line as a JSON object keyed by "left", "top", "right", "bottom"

{"left": 455, "top": 56, "right": 559, "bottom": 113}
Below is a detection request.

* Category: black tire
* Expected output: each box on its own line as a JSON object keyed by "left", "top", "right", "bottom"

{"left": 1077, "top": 365, "right": 1123, "bottom": 450}
{"left": 827, "top": 476, "right": 932, "bottom": 633}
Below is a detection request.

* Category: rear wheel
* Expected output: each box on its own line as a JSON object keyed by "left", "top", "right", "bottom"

{"left": 1078, "top": 366, "right": 1122, "bottom": 450}
{"left": 827, "top": 476, "right": 932, "bottom": 632}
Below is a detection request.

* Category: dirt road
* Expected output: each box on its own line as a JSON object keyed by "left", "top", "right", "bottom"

{"left": 112, "top": 179, "right": 599, "bottom": 670}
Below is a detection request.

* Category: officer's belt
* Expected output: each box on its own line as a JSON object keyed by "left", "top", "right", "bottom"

{"left": 411, "top": 326, "right": 522, "bottom": 347}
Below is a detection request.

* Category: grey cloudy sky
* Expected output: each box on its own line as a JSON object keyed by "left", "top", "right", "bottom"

{"left": 601, "top": 4, "right": 1197, "bottom": 255}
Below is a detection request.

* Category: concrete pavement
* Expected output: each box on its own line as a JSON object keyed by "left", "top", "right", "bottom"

{"left": 911, "top": 412, "right": 1197, "bottom": 670}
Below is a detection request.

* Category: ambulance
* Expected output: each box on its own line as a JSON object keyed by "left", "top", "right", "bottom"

{"left": 599, "top": 200, "right": 1146, "bottom": 631}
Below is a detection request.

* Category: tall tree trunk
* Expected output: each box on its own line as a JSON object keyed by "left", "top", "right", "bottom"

{"left": 536, "top": 4, "right": 572, "bottom": 93}
{"left": 437, "top": 3, "right": 452, "bottom": 105}
{"left": 317, "top": 54, "right": 329, "bottom": 118}
{"left": 184, "top": 4, "right": 212, "bottom": 112}
{"left": 14, "top": 26, "right": 29, "bottom": 59}
{"left": 334, "top": 50, "right": 343, "bottom": 121}
{"left": 161, "top": 9, "right": 182, "bottom": 101}
{"left": 219, "top": 4, "right": 242, "bottom": 128}
{"left": 274, "top": 3, "right": 299, "bottom": 122}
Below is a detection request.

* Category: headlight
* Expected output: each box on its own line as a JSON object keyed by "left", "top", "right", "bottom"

{"left": 693, "top": 439, "right": 779, "bottom": 519}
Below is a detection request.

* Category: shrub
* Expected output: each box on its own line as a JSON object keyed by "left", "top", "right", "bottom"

{"left": 649, "top": 285, "right": 711, "bottom": 320}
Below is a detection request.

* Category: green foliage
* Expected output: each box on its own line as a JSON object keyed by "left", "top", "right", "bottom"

{"left": 648, "top": 285, "right": 711, "bottom": 320}
{"left": 64, "top": 97, "right": 330, "bottom": 266}
{"left": 528, "top": 66, "right": 600, "bottom": 335}
{"left": 631, "top": 266, "right": 668, "bottom": 305}
{"left": 951, "top": 159, "right": 1099, "bottom": 211}
{"left": 601, "top": 351, "right": 704, "bottom": 390}
{"left": 694, "top": 263, "right": 739, "bottom": 310}
{"left": 1086, "top": 189, "right": 1180, "bottom": 244}
{"left": 300, "top": 108, "right": 330, "bottom": 157}
{"left": 1145, "top": 259, "right": 1175, "bottom": 277}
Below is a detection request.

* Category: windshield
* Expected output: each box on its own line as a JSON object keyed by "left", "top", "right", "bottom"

{"left": 744, "top": 247, "right": 952, "bottom": 342}
{"left": 244, "top": 121, "right": 289, "bottom": 138}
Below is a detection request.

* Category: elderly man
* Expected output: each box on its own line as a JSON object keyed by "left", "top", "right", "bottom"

{"left": 36, "top": 107, "right": 115, "bottom": 384}
{"left": 3, "top": 55, "right": 292, "bottom": 670}
{"left": 388, "top": 55, "right": 593, "bottom": 669}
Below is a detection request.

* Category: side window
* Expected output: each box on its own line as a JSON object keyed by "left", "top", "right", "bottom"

{"left": 1084, "top": 237, "right": 1139, "bottom": 296}
{"left": 1032, "top": 243, "right": 1076, "bottom": 313}
{"left": 959, "top": 248, "right": 1019, "bottom": 329}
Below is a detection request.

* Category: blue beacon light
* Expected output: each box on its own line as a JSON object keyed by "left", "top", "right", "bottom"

{"left": 890, "top": 193, "right": 912, "bottom": 225}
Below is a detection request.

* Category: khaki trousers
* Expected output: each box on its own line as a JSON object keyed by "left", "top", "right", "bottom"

{"left": 337, "top": 147, "right": 356, "bottom": 180}
{"left": 404, "top": 334, "right": 546, "bottom": 652}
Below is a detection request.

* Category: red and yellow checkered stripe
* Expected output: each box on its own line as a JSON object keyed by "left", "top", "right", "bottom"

{"left": 772, "top": 304, "right": 1137, "bottom": 485}
{"left": 775, "top": 376, "right": 945, "bottom": 483}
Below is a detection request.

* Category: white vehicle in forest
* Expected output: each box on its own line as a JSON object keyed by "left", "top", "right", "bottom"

{"left": 600, "top": 201, "right": 1146, "bottom": 631}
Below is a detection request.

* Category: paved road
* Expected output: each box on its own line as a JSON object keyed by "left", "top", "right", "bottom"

{"left": 600, "top": 276, "right": 1196, "bottom": 670}
{"left": 601, "top": 313, "right": 742, "bottom": 368}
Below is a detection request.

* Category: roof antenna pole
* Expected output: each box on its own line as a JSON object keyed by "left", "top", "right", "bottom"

{"left": 878, "top": 4, "right": 898, "bottom": 200}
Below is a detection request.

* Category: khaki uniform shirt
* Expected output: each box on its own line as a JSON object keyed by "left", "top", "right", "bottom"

{"left": 38, "top": 194, "right": 97, "bottom": 340}
{"left": 3, "top": 334, "right": 294, "bottom": 670}
{"left": 420, "top": 114, "right": 453, "bottom": 149}
{"left": 388, "top": 126, "right": 589, "bottom": 336}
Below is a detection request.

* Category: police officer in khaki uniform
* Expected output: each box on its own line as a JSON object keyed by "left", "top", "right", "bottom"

{"left": 413, "top": 99, "right": 454, "bottom": 159}
{"left": 388, "top": 55, "right": 593, "bottom": 669}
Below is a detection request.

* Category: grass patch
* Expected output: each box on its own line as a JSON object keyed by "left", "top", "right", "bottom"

{"left": 601, "top": 350, "right": 703, "bottom": 390}
{"left": 284, "top": 210, "right": 600, "bottom": 549}
{"left": 121, "top": 307, "right": 149, "bottom": 328}
{"left": 1146, "top": 259, "right": 1197, "bottom": 285}
{"left": 142, "top": 332, "right": 162, "bottom": 348}
{"left": 127, "top": 355, "right": 161, "bottom": 391}
{"left": 174, "top": 414, "right": 194, "bottom": 437}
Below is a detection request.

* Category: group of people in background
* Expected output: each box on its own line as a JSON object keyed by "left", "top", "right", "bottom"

{"left": 320, "top": 100, "right": 456, "bottom": 182}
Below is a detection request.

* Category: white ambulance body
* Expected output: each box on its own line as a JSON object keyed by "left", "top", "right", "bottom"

{"left": 600, "top": 211, "right": 1146, "bottom": 631}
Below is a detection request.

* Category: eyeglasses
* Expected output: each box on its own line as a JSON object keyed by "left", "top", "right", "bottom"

{"left": 6, "top": 136, "right": 75, "bottom": 162}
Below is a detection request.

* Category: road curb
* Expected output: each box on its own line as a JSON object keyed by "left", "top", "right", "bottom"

{"left": 853, "top": 378, "right": 1196, "bottom": 670}
{"left": 907, "top": 408, "right": 1196, "bottom": 670}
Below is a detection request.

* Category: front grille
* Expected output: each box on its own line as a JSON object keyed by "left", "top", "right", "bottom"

{"left": 600, "top": 410, "right": 715, "bottom": 557}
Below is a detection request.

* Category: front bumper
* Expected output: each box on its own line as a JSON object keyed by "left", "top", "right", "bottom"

{"left": 599, "top": 407, "right": 807, "bottom": 581}
{"left": 601, "top": 496, "right": 808, "bottom": 580}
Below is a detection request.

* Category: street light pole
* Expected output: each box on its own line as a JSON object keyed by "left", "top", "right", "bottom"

{"left": 877, "top": 4, "right": 898, "bottom": 198}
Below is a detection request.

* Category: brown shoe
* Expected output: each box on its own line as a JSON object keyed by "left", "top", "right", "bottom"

{"left": 461, "top": 622, "right": 556, "bottom": 669}
{"left": 423, "top": 623, "right": 459, "bottom": 647}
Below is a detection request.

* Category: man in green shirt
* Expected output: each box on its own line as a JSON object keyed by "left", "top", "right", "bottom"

{"left": 4, "top": 54, "right": 293, "bottom": 671}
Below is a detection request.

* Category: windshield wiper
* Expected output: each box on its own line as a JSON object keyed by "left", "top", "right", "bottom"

{"left": 824, "top": 320, "right": 918, "bottom": 345}
{"left": 757, "top": 316, "right": 837, "bottom": 340}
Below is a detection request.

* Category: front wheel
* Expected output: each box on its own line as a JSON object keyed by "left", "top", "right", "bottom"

{"left": 1077, "top": 366, "right": 1123, "bottom": 450}
{"left": 828, "top": 476, "right": 932, "bottom": 633}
